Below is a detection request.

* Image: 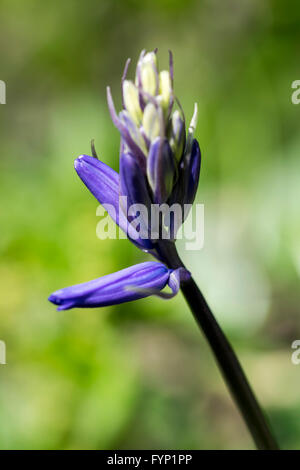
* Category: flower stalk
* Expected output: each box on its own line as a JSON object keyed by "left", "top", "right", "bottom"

{"left": 48, "top": 49, "right": 279, "bottom": 449}
{"left": 181, "top": 277, "right": 279, "bottom": 450}
{"left": 160, "top": 242, "right": 279, "bottom": 450}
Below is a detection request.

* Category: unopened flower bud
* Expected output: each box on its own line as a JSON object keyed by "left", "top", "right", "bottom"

{"left": 159, "top": 70, "right": 172, "bottom": 110}
{"left": 169, "top": 110, "right": 185, "bottom": 162}
{"left": 123, "top": 80, "right": 142, "bottom": 125}
{"left": 140, "top": 52, "right": 158, "bottom": 96}
{"left": 107, "top": 49, "right": 200, "bottom": 222}
{"left": 147, "top": 137, "right": 175, "bottom": 203}
{"left": 142, "top": 103, "right": 161, "bottom": 142}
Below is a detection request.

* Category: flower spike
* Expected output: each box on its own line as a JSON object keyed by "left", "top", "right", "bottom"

{"left": 50, "top": 49, "right": 201, "bottom": 311}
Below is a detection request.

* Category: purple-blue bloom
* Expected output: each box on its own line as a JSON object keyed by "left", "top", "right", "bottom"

{"left": 49, "top": 49, "right": 199, "bottom": 310}
{"left": 74, "top": 154, "right": 152, "bottom": 249}
{"left": 46, "top": 50, "right": 279, "bottom": 453}
{"left": 49, "top": 262, "right": 189, "bottom": 310}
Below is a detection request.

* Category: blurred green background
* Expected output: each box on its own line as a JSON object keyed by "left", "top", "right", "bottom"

{"left": 0, "top": 0, "right": 300, "bottom": 450}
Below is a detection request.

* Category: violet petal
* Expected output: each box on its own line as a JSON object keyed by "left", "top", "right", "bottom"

{"left": 48, "top": 262, "right": 171, "bottom": 310}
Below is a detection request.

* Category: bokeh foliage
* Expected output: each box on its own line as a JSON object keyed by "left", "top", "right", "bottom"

{"left": 0, "top": 0, "right": 300, "bottom": 449}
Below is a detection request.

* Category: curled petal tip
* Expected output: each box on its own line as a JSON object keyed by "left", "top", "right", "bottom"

{"left": 48, "top": 293, "right": 74, "bottom": 311}
{"left": 74, "top": 154, "right": 83, "bottom": 164}
{"left": 167, "top": 267, "right": 191, "bottom": 296}
{"left": 48, "top": 293, "right": 55, "bottom": 303}
{"left": 127, "top": 266, "right": 191, "bottom": 300}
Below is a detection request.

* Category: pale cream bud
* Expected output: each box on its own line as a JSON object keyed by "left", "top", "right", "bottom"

{"left": 159, "top": 70, "right": 172, "bottom": 109}
{"left": 123, "top": 80, "right": 142, "bottom": 125}
{"left": 140, "top": 53, "right": 158, "bottom": 96}
{"left": 142, "top": 103, "right": 161, "bottom": 142}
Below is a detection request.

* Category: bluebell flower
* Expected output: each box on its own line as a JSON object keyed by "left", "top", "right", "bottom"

{"left": 47, "top": 50, "right": 279, "bottom": 454}
{"left": 49, "top": 49, "right": 200, "bottom": 310}
{"left": 49, "top": 262, "right": 190, "bottom": 310}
